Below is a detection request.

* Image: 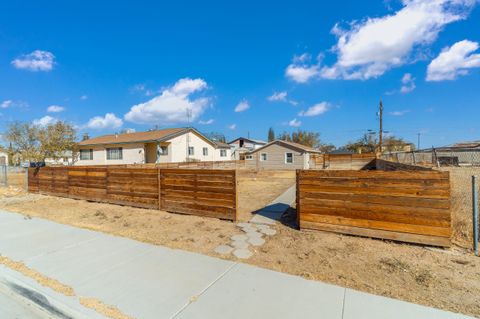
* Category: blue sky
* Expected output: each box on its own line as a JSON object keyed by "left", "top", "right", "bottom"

{"left": 1, "top": 0, "right": 479, "bottom": 148}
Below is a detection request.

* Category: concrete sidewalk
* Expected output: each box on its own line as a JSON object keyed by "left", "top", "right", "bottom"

{"left": 0, "top": 210, "right": 472, "bottom": 319}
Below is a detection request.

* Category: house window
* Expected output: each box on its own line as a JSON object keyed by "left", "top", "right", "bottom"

{"left": 188, "top": 146, "right": 194, "bottom": 155}
{"left": 260, "top": 153, "right": 267, "bottom": 161}
{"left": 106, "top": 147, "right": 123, "bottom": 160}
{"left": 203, "top": 147, "right": 208, "bottom": 156}
{"left": 80, "top": 149, "right": 93, "bottom": 160}
{"left": 220, "top": 149, "right": 227, "bottom": 157}
{"left": 158, "top": 146, "right": 168, "bottom": 155}
{"left": 285, "top": 152, "right": 293, "bottom": 164}
{"left": 245, "top": 155, "right": 253, "bottom": 160}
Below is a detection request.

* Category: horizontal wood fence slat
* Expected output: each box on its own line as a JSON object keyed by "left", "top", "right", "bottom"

{"left": 28, "top": 167, "right": 237, "bottom": 220}
{"left": 296, "top": 169, "right": 451, "bottom": 247}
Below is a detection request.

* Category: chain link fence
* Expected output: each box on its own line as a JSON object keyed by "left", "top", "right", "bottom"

{"left": 0, "top": 166, "right": 28, "bottom": 191}
{"left": 381, "top": 147, "right": 480, "bottom": 251}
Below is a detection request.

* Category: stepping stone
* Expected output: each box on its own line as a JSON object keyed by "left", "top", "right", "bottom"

{"left": 236, "top": 222, "right": 250, "bottom": 228}
{"left": 233, "top": 248, "right": 253, "bottom": 259}
{"left": 256, "top": 224, "right": 270, "bottom": 230}
{"left": 231, "top": 234, "right": 248, "bottom": 241}
{"left": 248, "top": 237, "right": 265, "bottom": 247}
{"left": 241, "top": 226, "right": 257, "bottom": 233}
{"left": 260, "top": 228, "right": 277, "bottom": 236}
{"left": 231, "top": 240, "right": 249, "bottom": 249}
{"left": 214, "top": 245, "right": 234, "bottom": 255}
{"left": 246, "top": 231, "right": 263, "bottom": 239}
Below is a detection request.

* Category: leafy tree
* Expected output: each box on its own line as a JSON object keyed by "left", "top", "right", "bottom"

{"left": 37, "top": 121, "right": 77, "bottom": 161}
{"left": 344, "top": 133, "right": 377, "bottom": 154}
{"left": 277, "top": 130, "right": 324, "bottom": 149}
{"left": 267, "top": 127, "right": 275, "bottom": 142}
{"left": 5, "top": 121, "right": 77, "bottom": 162}
{"left": 318, "top": 143, "right": 336, "bottom": 153}
{"left": 382, "top": 135, "right": 415, "bottom": 152}
{"left": 5, "top": 122, "right": 42, "bottom": 161}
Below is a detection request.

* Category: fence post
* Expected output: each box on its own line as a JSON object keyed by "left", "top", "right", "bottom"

{"left": 157, "top": 168, "right": 162, "bottom": 210}
{"left": 473, "top": 175, "right": 479, "bottom": 256}
{"left": 412, "top": 151, "right": 416, "bottom": 165}
{"left": 24, "top": 167, "right": 28, "bottom": 192}
{"left": 433, "top": 147, "right": 440, "bottom": 167}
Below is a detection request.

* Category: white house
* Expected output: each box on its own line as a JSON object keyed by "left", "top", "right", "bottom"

{"left": 76, "top": 127, "right": 232, "bottom": 166}
{"left": 228, "top": 137, "right": 266, "bottom": 160}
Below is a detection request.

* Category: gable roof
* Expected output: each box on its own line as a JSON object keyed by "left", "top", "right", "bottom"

{"left": 212, "top": 141, "right": 231, "bottom": 149}
{"left": 228, "top": 137, "right": 267, "bottom": 145}
{"left": 247, "top": 139, "right": 321, "bottom": 154}
{"left": 78, "top": 127, "right": 224, "bottom": 148}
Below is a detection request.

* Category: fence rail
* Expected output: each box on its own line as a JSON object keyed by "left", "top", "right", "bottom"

{"left": 311, "top": 153, "right": 376, "bottom": 170}
{"left": 28, "top": 166, "right": 237, "bottom": 220}
{"left": 296, "top": 169, "right": 451, "bottom": 247}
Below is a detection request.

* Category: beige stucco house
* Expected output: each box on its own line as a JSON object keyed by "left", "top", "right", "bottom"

{"left": 244, "top": 140, "right": 321, "bottom": 170}
{"left": 76, "top": 127, "right": 232, "bottom": 166}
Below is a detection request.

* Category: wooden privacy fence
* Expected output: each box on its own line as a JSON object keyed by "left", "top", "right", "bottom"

{"left": 28, "top": 167, "right": 237, "bottom": 221}
{"left": 297, "top": 169, "right": 451, "bottom": 247}
{"left": 311, "top": 153, "right": 376, "bottom": 170}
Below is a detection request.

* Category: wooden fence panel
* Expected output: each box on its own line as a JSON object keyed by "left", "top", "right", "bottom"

{"left": 28, "top": 167, "right": 237, "bottom": 220}
{"left": 160, "top": 169, "right": 237, "bottom": 220}
{"left": 106, "top": 167, "right": 158, "bottom": 209}
{"left": 297, "top": 169, "right": 451, "bottom": 247}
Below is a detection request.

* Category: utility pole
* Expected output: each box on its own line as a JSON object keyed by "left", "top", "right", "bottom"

{"left": 417, "top": 132, "right": 421, "bottom": 150}
{"left": 378, "top": 100, "right": 384, "bottom": 154}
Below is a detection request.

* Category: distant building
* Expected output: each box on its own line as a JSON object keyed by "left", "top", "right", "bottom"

{"left": 228, "top": 137, "right": 266, "bottom": 160}
{"left": 76, "top": 127, "right": 232, "bottom": 166}
{"left": 244, "top": 140, "right": 321, "bottom": 170}
{"left": 0, "top": 151, "right": 8, "bottom": 166}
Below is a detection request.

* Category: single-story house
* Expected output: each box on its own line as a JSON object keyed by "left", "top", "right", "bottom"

{"left": 76, "top": 127, "right": 232, "bottom": 166}
{"left": 244, "top": 140, "right": 321, "bottom": 170}
{"left": 228, "top": 137, "right": 267, "bottom": 160}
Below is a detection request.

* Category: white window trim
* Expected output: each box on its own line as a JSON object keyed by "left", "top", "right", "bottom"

{"left": 245, "top": 155, "right": 253, "bottom": 160}
{"left": 188, "top": 146, "right": 194, "bottom": 156}
{"left": 260, "top": 153, "right": 268, "bottom": 161}
{"left": 203, "top": 147, "right": 208, "bottom": 156}
{"left": 106, "top": 147, "right": 123, "bottom": 160}
{"left": 285, "top": 152, "right": 294, "bottom": 164}
{"left": 80, "top": 149, "right": 93, "bottom": 161}
{"left": 220, "top": 149, "right": 227, "bottom": 157}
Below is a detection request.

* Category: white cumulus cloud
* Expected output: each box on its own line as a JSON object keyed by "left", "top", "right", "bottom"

{"left": 11, "top": 50, "right": 55, "bottom": 71}
{"left": 267, "top": 91, "right": 288, "bottom": 102}
{"left": 124, "top": 78, "right": 209, "bottom": 125}
{"left": 1, "top": 100, "right": 12, "bottom": 109}
{"left": 33, "top": 115, "right": 58, "bottom": 127}
{"left": 427, "top": 39, "right": 480, "bottom": 81}
{"left": 80, "top": 95, "right": 88, "bottom": 100}
{"left": 288, "top": 118, "right": 302, "bottom": 127}
{"left": 234, "top": 100, "right": 250, "bottom": 112}
{"left": 389, "top": 110, "right": 411, "bottom": 116}
{"left": 400, "top": 73, "right": 416, "bottom": 93}
{"left": 291, "top": 0, "right": 476, "bottom": 81}
{"left": 86, "top": 113, "right": 123, "bottom": 130}
{"left": 199, "top": 119, "right": 214, "bottom": 125}
{"left": 285, "top": 59, "right": 320, "bottom": 83}
{"left": 228, "top": 124, "right": 237, "bottom": 130}
{"left": 299, "top": 102, "right": 330, "bottom": 117}
{"left": 47, "top": 105, "right": 65, "bottom": 113}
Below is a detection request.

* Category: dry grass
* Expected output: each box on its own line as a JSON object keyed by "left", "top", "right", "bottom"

{"left": 0, "top": 167, "right": 479, "bottom": 317}
{"left": 439, "top": 167, "right": 480, "bottom": 248}
{"left": 237, "top": 169, "right": 296, "bottom": 221}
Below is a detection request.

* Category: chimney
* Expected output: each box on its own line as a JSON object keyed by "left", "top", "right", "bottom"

{"left": 82, "top": 133, "right": 90, "bottom": 141}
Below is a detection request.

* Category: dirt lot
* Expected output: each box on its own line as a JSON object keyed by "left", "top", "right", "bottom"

{"left": 0, "top": 168, "right": 479, "bottom": 317}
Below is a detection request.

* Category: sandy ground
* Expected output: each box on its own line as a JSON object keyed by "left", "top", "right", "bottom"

{"left": 237, "top": 170, "right": 296, "bottom": 220}
{"left": 0, "top": 168, "right": 479, "bottom": 317}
